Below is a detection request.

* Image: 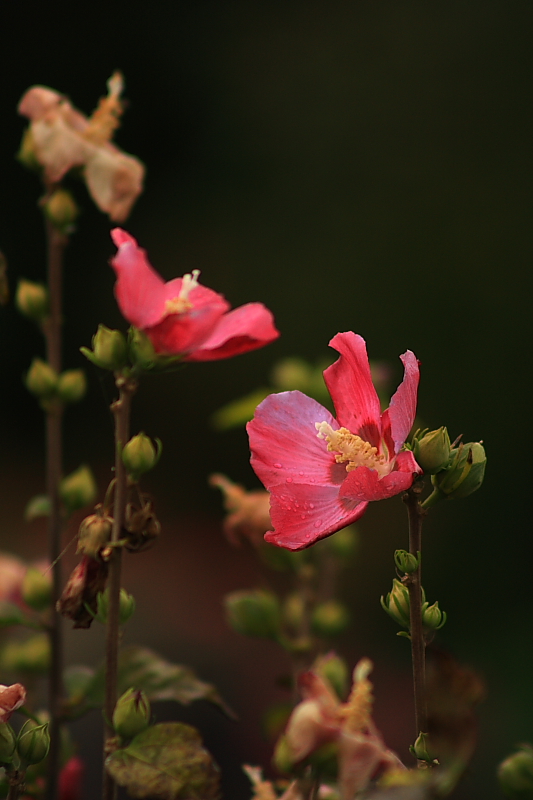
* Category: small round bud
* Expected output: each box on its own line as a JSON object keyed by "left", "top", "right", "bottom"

{"left": 273, "top": 734, "right": 295, "bottom": 774}
{"left": 15, "top": 279, "right": 49, "bottom": 323}
{"left": 17, "top": 721, "right": 50, "bottom": 766}
{"left": 422, "top": 601, "right": 447, "bottom": 632}
{"left": 112, "top": 688, "right": 151, "bottom": 740}
{"left": 225, "top": 590, "right": 281, "bottom": 639}
{"left": 283, "top": 593, "right": 305, "bottom": 631}
{"left": 128, "top": 327, "right": 157, "bottom": 369}
{"left": 43, "top": 190, "right": 79, "bottom": 233}
{"left": 80, "top": 324, "right": 128, "bottom": 371}
{"left": 96, "top": 587, "right": 135, "bottom": 625}
{"left": 312, "top": 600, "right": 350, "bottom": 637}
{"left": 17, "top": 128, "right": 41, "bottom": 172}
{"left": 21, "top": 568, "right": 52, "bottom": 611}
{"left": 57, "top": 369, "right": 87, "bottom": 404}
{"left": 411, "top": 731, "right": 436, "bottom": 763}
{"left": 432, "top": 442, "right": 487, "bottom": 500}
{"left": 394, "top": 549, "right": 419, "bottom": 574}
{"left": 0, "top": 723, "right": 17, "bottom": 764}
{"left": 122, "top": 433, "right": 162, "bottom": 481}
{"left": 0, "top": 634, "right": 50, "bottom": 674}
{"left": 413, "top": 427, "right": 451, "bottom": 474}
{"left": 498, "top": 745, "right": 533, "bottom": 798}
{"left": 59, "top": 465, "right": 97, "bottom": 514}
{"left": 77, "top": 510, "right": 113, "bottom": 558}
{"left": 25, "top": 358, "right": 58, "bottom": 398}
{"left": 381, "top": 578, "right": 411, "bottom": 630}
{"left": 313, "top": 653, "right": 349, "bottom": 700}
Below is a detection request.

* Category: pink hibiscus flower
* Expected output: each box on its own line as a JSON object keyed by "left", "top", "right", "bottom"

{"left": 247, "top": 332, "right": 421, "bottom": 550}
{"left": 110, "top": 229, "right": 279, "bottom": 361}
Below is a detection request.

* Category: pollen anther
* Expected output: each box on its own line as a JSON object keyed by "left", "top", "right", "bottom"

{"left": 315, "top": 421, "right": 387, "bottom": 475}
{"left": 164, "top": 269, "right": 201, "bottom": 315}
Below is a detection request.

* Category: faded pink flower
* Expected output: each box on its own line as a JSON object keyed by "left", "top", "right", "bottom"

{"left": 0, "top": 683, "right": 26, "bottom": 722}
{"left": 209, "top": 474, "right": 271, "bottom": 547}
{"left": 0, "top": 554, "right": 26, "bottom": 602}
{"left": 247, "top": 332, "right": 421, "bottom": 550}
{"left": 18, "top": 73, "right": 144, "bottom": 222}
{"left": 110, "top": 229, "right": 279, "bottom": 361}
{"left": 59, "top": 756, "right": 84, "bottom": 800}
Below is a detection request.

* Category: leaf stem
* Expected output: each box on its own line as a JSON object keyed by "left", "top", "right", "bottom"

{"left": 404, "top": 483, "right": 427, "bottom": 739}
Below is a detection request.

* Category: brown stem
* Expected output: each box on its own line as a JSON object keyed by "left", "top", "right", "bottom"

{"left": 404, "top": 484, "right": 427, "bottom": 738}
{"left": 44, "top": 219, "right": 67, "bottom": 800}
{"left": 6, "top": 768, "right": 24, "bottom": 800}
{"left": 103, "top": 375, "right": 136, "bottom": 800}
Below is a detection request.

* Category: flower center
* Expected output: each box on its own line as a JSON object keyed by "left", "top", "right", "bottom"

{"left": 164, "top": 270, "right": 201, "bottom": 315}
{"left": 84, "top": 71, "right": 124, "bottom": 146}
{"left": 315, "top": 421, "right": 388, "bottom": 477}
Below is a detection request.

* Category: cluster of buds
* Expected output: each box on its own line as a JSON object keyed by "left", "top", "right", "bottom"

{"left": 410, "top": 428, "right": 487, "bottom": 505}
{"left": 380, "top": 578, "right": 446, "bottom": 636}
{"left": 81, "top": 325, "right": 181, "bottom": 374}
{"left": 24, "top": 358, "right": 87, "bottom": 409}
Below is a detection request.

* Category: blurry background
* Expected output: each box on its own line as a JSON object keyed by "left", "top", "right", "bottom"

{"left": 0, "top": 1, "right": 531, "bottom": 797}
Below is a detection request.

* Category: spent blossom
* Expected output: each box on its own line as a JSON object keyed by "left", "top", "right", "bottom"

{"left": 247, "top": 332, "right": 421, "bottom": 550}
{"left": 110, "top": 229, "right": 279, "bottom": 361}
{"left": 18, "top": 73, "right": 144, "bottom": 222}
{"left": 0, "top": 683, "right": 26, "bottom": 722}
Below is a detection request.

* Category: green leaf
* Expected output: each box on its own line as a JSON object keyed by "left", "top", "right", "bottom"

{"left": 210, "top": 388, "right": 271, "bottom": 430}
{"left": 64, "top": 646, "right": 234, "bottom": 719}
{"left": 0, "top": 601, "right": 40, "bottom": 629}
{"left": 105, "top": 722, "right": 220, "bottom": 799}
{"left": 24, "top": 494, "right": 51, "bottom": 521}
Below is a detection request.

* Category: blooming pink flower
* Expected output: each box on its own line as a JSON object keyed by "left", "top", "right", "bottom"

{"left": 59, "top": 756, "right": 84, "bottom": 800}
{"left": 247, "top": 332, "right": 420, "bottom": 550}
{"left": 18, "top": 73, "right": 144, "bottom": 222}
{"left": 110, "top": 229, "right": 279, "bottom": 361}
{"left": 0, "top": 683, "right": 26, "bottom": 722}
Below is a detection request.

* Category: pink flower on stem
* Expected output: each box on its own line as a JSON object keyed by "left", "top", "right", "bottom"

{"left": 0, "top": 683, "right": 26, "bottom": 722}
{"left": 247, "top": 332, "right": 421, "bottom": 550}
{"left": 110, "top": 229, "right": 279, "bottom": 361}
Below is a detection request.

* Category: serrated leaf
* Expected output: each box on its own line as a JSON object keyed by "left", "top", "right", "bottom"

{"left": 0, "top": 601, "right": 40, "bottom": 629}
{"left": 24, "top": 494, "right": 51, "bottom": 521}
{"left": 105, "top": 722, "right": 220, "bottom": 799}
{"left": 64, "top": 646, "right": 234, "bottom": 719}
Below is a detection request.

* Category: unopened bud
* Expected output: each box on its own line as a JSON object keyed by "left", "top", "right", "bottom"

{"left": 225, "top": 590, "right": 281, "bottom": 639}
{"left": 59, "top": 465, "right": 97, "bottom": 514}
{"left": 57, "top": 369, "right": 87, "bottom": 404}
{"left": 312, "top": 600, "right": 350, "bottom": 637}
{"left": 17, "top": 720, "right": 50, "bottom": 766}
{"left": 283, "top": 593, "right": 305, "bottom": 631}
{"left": 394, "top": 549, "right": 419, "bottom": 574}
{"left": 96, "top": 587, "right": 135, "bottom": 625}
{"left": 0, "top": 723, "right": 17, "bottom": 764}
{"left": 413, "top": 427, "right": 451, "bottom": 474}
{"left": 80, "top": 324, "right": 128, "bottom": 371}
{"left": 112, "top": 688, "right": 151, "bottom": 740}
{"left": 0, "top": 634, "right": 50, "bottom": 674}
{"left": 122, "top": 433, "right": 162, "bottom": 480}
{"left": 422, "top": 601, "right": 447, "bottom": 632}
{"left": 381, "top": 578, "right": 411, "bottom": 630}
{"left": 273, "top": 734, "right": 295, "bottom": 774}
{"left": 15, "top": 279, "right": 49, "bottom": 323}
{"left": 432, "top": 442, "right": 487, "bottom": 500}
{"left": 498, "top": 745, "right": 533, "bottom": 798}
{"left": 411, "top": 731, "right": 437, "bottom": 763}
{"left": 77, "top": 510, "right": 113, "bottom": 558}
{"left": 17, "top": 128, "right": 41, "bottom": 172}
{"left": 21, "top": 567, "right": 52, "bottom": 611}
{"left": 43, "top": 189, "right": 79, "bottom": 233}
{"left": 313, "top": 653, "right": 349, "bottom": 700}
{"left": 25, "top": 358, "right": 58, "bottom": 398}
{"left": 128, "top": 327, "right": 157, "bottom": 369}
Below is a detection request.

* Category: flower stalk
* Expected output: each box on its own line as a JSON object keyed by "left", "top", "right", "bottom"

{"left": 103, "top": 374, "right": 137, "bottom": 800}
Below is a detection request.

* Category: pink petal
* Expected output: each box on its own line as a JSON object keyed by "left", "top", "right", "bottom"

{"left": 85, "top": 148, "right": 144, "bottom": 223}
{"left": 265, "top": 482, "right": 367, "bottom": 550}
{"left": 383, "top": 350, "right": 420, "bottom": 452}
{"left": 338, "top": 734, "right": 385, "bottom": 799}
{"left": 248, "top": 391, "right": 342, "bottom": 488}
{"left": 324, "top": 333, "right": 382, "bottom": 446}
{"left": 340, "top": 450, "right": 420, "bottom": 502}
{"left": 110, "top": 231, "right": 170, "bottom": 328}
{"left": 185, "top": 303, "right": 280, "bottom": 362}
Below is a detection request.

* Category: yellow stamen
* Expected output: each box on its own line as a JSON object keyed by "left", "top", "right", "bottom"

{"left": 164, "top": 269, "right": 201, "bottom": 315}
{"left": 84, "top": 71, "right": 124, "bottom": 145}
{"left": 316, "top": 421, "right": 387, "bottom": 476}
{"left": 339, "top": 658, "right": 374, "bottom": 733}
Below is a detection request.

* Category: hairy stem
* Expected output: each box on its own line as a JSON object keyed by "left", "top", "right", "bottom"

{"left": 404, "top": 483, "right": 427, "bottom": 738}
{"left": 103, "top": 375, "right": 136, "bottom": 800}
{"left": 44, "top": 219, "right": 67, "bottom": 800}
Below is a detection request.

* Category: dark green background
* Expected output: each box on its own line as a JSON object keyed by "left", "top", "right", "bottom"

{"left": 0, "top": 2, "right": 531, "bottom": 798}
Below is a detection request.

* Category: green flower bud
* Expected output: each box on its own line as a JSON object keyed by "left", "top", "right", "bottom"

{"left": 122, "top": 433, "right": 162, "bottom": 480}
{"left": 394, "top": 549, "right": 419, "bottom": 574}
{"left": 112, "top": 688, "right": 151, "bottom": 740}
{"left": 76, "top": 509, "right": 113, "bottom": 558}
{"left": 96, "top": 587, "right": 136, "bottom": 625}
{"left": 381, "top": 578, "right": 411, "bottom": 630}
{"left": 225, "top": 589, "right": 281, "bottom": 639}
{"left": 25, "top": 358, "right": 58, "bottom": 398}
{"left": 313, "top": 653, "right": 349, "bottom": 700}
{"left": 17, "top": 128, "right": 41, "bottom": 172}
{"left": 273, "top": 734, "right": 294, "bottom": 774}
{"left": 0, "top": 634, "right": 50, "bottom": 674}
{"left": 43, "top": 190, "right": 79, "bottom": 233}
{"left": 432, "top": 442, "right": 487, "bottom": 500}
{"left": 16, "top": 721, "right": 50, "bottom": 766}
{"left": 128, "top": 327, "right": 157, "bottom": 368}
{"left": 413, "top": 427, "right": 451, "bottom": 474}
{"left": 283, "top": 593, "right": 305, "bottom": 631}
{"left": 59, "top": 465, "right": 97, "bottom": 514}
{"left": 498, "top": 745, "right": 533, "bottom": 798}
{"left": 15, "top": 279, "right": 49, "bottom": 323}
{"left": 80, "top": 324, "right": 128, "bottom": 371}
{"left": 56, "top": 369, "right": 87, "bottom": 404}
{"left": 410, "top": 732, "right": 437, "bottom": 763}
{"left": 21, "top": 567, "right": 52, "bottom": 611}
{"left": 312, "top": 600, "right": 350, "bottom": 637}
{"left": 0, "top": 723, "right": 17, "bottom": 764}
{"left": 422, "top": 601, "right": 447, "bottom": 632}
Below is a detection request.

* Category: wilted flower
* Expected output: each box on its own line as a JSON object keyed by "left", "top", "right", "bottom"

{"left": 0, "top": 683, "right": 26, "bottom": 722}
{"left": 210, "top": 474, "right": 271, "bottom": 546}
{"left": 18, "top": 73, "right": 144, "bottom": 222}
{"left": 56, "top": 555, "right": 108, "bottom": 629}
{"left": 110, "top": 229, "right": 279, "bottom": 361}
{"left": 0, "top": 554, "right": 27, "bottom": 602}
{"left": 247, "top": 333, "right": 421, "bottom": 550}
